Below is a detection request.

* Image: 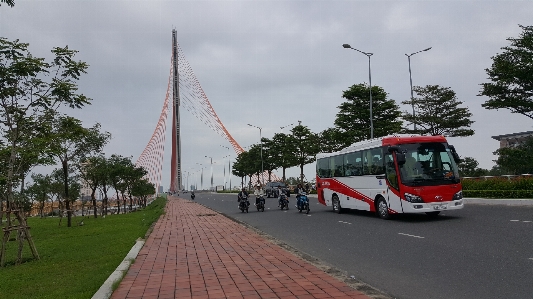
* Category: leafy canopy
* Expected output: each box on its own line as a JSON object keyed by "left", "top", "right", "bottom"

{"left": 402, "top": 85, "right": 474, "bottom": 137}
{"left": 480, "top": 25, "right": 533, "bottom": 120}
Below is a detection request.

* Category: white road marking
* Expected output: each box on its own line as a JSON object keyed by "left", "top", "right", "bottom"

{"left": 398, "top": 233, "right": 425, "bottom": 239}
{"left": 307, "top": 215, "right": 312, "bottom": 216}
{"left": 523, "top": 221, "right": 532, "bottom": 223}
{"left": 510, "top": 220, "right": 520, "bottom": 222}
{"left": 529, "top": 258, "right": 533, "bottom": 261}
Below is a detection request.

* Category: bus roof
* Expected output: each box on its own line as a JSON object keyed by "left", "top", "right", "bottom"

{"left": 316, "top": 134, "right": 448, "bottom": 159}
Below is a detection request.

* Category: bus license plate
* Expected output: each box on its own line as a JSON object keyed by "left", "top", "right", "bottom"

{"left": 433, "top": 204, "right": 448, "bottom": 210}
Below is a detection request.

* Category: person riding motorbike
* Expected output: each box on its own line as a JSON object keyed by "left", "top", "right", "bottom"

{"left": 295, "top": 183, "right": 306, "bottom": 208}
{"left": 277, "top": 186, "right": 287, "bottom": 207}
{"left": 253, "top": 184, "right": 264, "bottom": 206}
{"left": 238, "top": 187, "right": 250, "bottom": 207}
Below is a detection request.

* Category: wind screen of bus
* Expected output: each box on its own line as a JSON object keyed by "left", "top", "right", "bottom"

{"left": 399, "top": 142, "right": 460, "bottom": 186}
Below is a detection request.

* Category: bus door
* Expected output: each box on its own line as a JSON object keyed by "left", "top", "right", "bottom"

{"left": 385, "top": 152, "right": 403, "bottom": 213}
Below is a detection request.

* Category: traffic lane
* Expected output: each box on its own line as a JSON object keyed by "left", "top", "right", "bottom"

{"left": 189, "top": 193, "right": 533, "bottom": 299}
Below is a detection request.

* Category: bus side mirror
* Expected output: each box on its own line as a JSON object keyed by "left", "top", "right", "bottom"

{"left": 396, "top": 153, "right": 406, "bottom": 165}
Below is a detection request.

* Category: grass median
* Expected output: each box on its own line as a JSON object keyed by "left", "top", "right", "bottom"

{"left": 0, "top": 196, "right": 166, "bottom": 299}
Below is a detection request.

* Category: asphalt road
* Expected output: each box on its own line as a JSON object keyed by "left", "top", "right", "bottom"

{"left": 185, "top": 192, "right": 533, "bottom": 299}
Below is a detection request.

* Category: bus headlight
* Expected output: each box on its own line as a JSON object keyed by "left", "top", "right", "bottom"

{"left": 405, "top": 193, "right": 424, "bottom": 203}
{"left": 453, "top": 191, "right": 463, "bottom": 201}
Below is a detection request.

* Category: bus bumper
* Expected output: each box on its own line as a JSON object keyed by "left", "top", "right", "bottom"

{"left": 403, "top": 199, "right": 464, "bottom": 213}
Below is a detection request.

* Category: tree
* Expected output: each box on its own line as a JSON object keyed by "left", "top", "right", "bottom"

{"left": 26, "top": 173, "right": 52, "bottom": 218}
{"left": 79, "top": 155, "right": 105, "bottom": 218}
{"left": 0, "top": 38, "right": 90, "bottom": 265}
{"left": 1, "top": 0, "right": 15, "bottom": 7}
{"left": 335, "top": 83, "right": 403, "bottom": 143}
{"left": 457, "top": 157, "right": 488, "bottom": 177}
{"left": 494, "top": 137, "right": 533, "bottom": 174}
{"left": 480, "top": 25, "right": 533, "bottom": 120}
{"left": 319, "top": 127, "right": 349, "bottom": 153}
{"left": 47, "top": 116, "right": 111, "bottom": 227}
{"left": 108, "top": 155, "right": 133, "bottom": 214}
{"left": 260, "top": 137, "right": 278, "bottom": 183}
{"left": 131, "top": 179, "right": 155, "bottom": 208}
{"left": 270, "top": 133, "right": 298, "bottom": 182}
{"left": 232, "top": 153, "right": 248, "bottom": 189}
{"left": 288, "top": 124, "right": 320, "bottom": 183}
{"left": 402, "top": 85, "right": 474, "bottom": 137}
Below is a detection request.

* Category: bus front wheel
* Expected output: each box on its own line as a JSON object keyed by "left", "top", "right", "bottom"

{"left": 376, "top": 197, "right": 391, "bottom": 220}
{"left": 332, "top": 195, "right": 342, "bottom": 214}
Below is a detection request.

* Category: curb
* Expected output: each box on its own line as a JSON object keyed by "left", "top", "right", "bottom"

{"left": 91, "top": 239, "right": 145, "bottom": 299}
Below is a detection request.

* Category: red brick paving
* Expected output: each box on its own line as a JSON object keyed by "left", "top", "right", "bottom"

{"left": 111, "top": 196, "right": 372, "bottom": 299}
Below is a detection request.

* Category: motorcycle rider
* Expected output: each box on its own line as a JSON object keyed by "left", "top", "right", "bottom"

{"left": 238, "top": 187, "right": 250, "bottom": 208}
{"left": 191, "top": 190, "right": 195, "bottom": 199}
{"left": 295, "top": 183, "right": 306, "bottom": 208}
{"left": 277, "top": 185, "right": 287, "bottom": 207}
{"left": 253, "top": 184, "right": 264, "bottom": 206}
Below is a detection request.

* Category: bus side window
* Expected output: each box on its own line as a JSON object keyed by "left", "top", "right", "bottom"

{"left": 344, "top": 152, "right": 361, "bottom": 176}
{"left": 333, "top": 155, "right": 344, "bottom": 177}
{"left": 385, "top": 153, "right": 399, "bottom": 190}
{"left": 363, "top": 150, "right": 372, "bottom": 175}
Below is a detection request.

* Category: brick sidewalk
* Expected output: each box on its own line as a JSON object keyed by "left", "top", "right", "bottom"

{"left": 111, "top": 197, "right": 371, "bottom": 299}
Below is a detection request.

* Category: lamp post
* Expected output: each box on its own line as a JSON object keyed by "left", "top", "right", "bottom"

{"left": 247, "top": 124, "right": 263, "bottom": 185}
{"left": 280, "top": 123, "right": 294, "bottom": 133}
{"left": 406, "top": 47, "right": 432, "bottom": 131}
{"left": 343, "top": 43, "right": 374, "bottom": 139}
{"left": 205, "top": 156, "right": 213, "bottom": 190}
{"left": 196, "top": 163, "right": 203, "bottom": 190}
{"left": 220, "top": 145, "right": 230, "bottom": 190}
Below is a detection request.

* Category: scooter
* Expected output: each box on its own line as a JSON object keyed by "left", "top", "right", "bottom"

{"left": 255, "top": 195, "right": 265, "bottom": 212}
{"left": 296, "top": 192, "right": 310, "bottom": 214}
{"left": 239, "top": 194, "right": 249, "bottom": 213}
{"left": 279, "top": 193, "right": 289, "bottom": 210}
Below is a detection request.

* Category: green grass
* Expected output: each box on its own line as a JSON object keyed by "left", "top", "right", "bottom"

{"left": 0, "top": 197, "right": 166, "bottom": 299}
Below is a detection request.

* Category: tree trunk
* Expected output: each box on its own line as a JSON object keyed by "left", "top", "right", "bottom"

{"left": 300, "top": 164, "right": 305, "bottom": 184}
{"left": 62, "top": 160, "right": 72, "bottom": 227}
{"left": 91, "top": 189, "right": 97, "bottom": 218}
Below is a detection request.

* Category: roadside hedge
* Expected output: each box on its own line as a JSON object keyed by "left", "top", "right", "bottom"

{"left": 461, "top": 176, "right": 533, "bottom": 198}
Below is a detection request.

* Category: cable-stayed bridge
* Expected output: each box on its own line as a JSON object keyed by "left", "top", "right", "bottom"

{"left": 134, "top": 31, "right": 273, "bottom": 192}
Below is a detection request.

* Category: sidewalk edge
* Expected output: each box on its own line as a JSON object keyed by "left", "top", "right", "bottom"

{"left": 91, "top": 239, "right": 145, "bottom": 299}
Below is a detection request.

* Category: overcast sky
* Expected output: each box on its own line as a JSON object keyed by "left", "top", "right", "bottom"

{"left": 1, "top": 1, "right": 532, "bottom": 190}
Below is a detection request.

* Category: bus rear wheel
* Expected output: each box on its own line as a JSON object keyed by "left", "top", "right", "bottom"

{"left": 376, "top": 197, "right": 391, "bottom": 220}
{"left": 332, "top": 195, "right": 342, "bottom": 214}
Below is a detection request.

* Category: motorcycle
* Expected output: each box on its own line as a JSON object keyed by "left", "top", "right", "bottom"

{"left": 279, "top": 192, "right": 289, "bottom": 210}
{"left": 239, "top": 194, "right": 249, "bottom": 213}
{"left": 255, "top": 195, "right": 265, "bottom": 212}
{"left": 191, "top": 192, "right": 195, "bottom": 200}
{"left": 296, "top": 192, "right": 310, "bottom": 214}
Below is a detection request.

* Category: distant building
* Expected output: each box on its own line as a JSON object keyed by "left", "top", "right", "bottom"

{"left": 492, "top": 131, "right": 533, "bottom": 148}
{"left": 158, "top": 186, "right": 164, "bottom": 194}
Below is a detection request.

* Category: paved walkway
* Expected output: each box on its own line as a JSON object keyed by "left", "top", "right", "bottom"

{"left": 111, "top": 196, "right": 372, "bottom": 299}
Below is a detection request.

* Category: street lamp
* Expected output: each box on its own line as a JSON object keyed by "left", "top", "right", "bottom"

{"left": 343, "top": 43, "right": 374, "bottom": 139}
{"left": 406, "top": 47, "right": 432, "bottom": 130}
{"left": 220, "top": 145, "right": 230, "bottom": 190}
{"left": 205, "top": 156, "right": 213, "bottom": 190}
{"left": 280, "top": 123, "right": 294, "bottom": 133}
{"left": 196, "top": 163, "right": 203, "bottom": 190}
{"left": 247, "top": 123, "right": 263, "bottom": 185}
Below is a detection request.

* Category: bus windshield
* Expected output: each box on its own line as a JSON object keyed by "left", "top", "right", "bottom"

{"left": 399, "top": 142, "right": 460, "bottom": 186}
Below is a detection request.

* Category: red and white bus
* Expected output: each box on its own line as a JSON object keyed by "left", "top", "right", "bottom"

{"left": 316, "top": 134, "right": 464, "bottom": 219}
